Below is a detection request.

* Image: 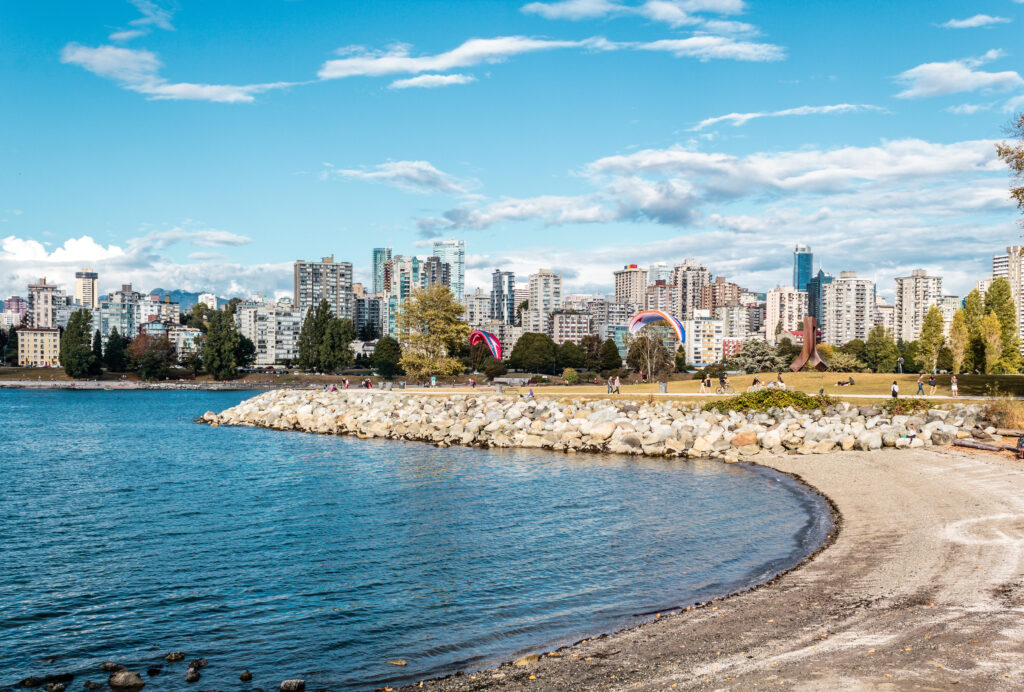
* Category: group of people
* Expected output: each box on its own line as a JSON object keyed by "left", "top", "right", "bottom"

{"left": 892, "top": 374, "right": 959, "bottom": 398}
{"left": 324, "top": 378, "right": 375, "bottom": 392}
{"left": 606, "top": 376, "right": 622, "bottom": 394}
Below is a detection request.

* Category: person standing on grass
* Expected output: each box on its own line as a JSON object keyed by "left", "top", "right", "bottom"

{"left": 916, "top": 374, "right": 924, "bottom": 395}
{"left": 892, "top": 380, "right": 899, "bottom": 399}
{"left": 614, "top": 375, "right": 621, "bottom": 394}
{"left": 928, "top": 374, "right": 937, "bottom": 396}
{"left": 607, "top": 377, "right": 613, "bottom": 394}
{"left": 951, "top": 375, "right": 959, "bottom": 397}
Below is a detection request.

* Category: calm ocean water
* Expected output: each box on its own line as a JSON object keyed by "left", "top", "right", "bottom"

{"left": 0, "top": 390, "right": 830, "bottom": 690}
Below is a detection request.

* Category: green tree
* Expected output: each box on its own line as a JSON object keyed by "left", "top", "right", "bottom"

{"left": 962, "top": 288, "right": 985, "bottom": 371}
{"left": 580, "top": 334, "right": 603, "bottom": 370}
{"left": 180, "top": 349, "right": 204, "bottom": 376}
{"left": 358, "top": 321, "right": 379, "bottom": 341}
{"left": 104, "top": 327, "right": 128, "bottom": 372}
{"left": 509, "top": 332, "right": 558, "bottom": 374}
{"left": 981, "top": 311, "right": 1003, "bottom": 374}
{"left": 995, "top": 112, "right": 1024, "bottom": 218}
{"left": 598, "top": 338, "right": 622, "bottom": 372}
{"left": 674, "top": 349, "right": 690, "bottom": 373}
{"left": 625, "top": 328, "right": 672, "bottom": 379}
{"left": 5, "top": 325, "right": 18, "bottom": 364}
{"left": 900, "top": 339, "right": 923, "bottom": 373}
{"left": 561, "top": 367, "right": 581, "bottom": 385}
{"left": 483, "top": 360, "right": 507, "bottom": 380}
{"left": 828, "top": 351, "right": 865, "bottom": 372}
{"left": 235, "top": 333, "right": 257, "bottom": 369}
{"left": 556, "top": 341, "right": 587, "bottom": 370}
{"left": 984, "top": 277, "right": 1020, "bottom": 371}
{"left": 297, "top": 299, "right": 334, "bottom": 372}
{"left": 728, "top": 339, "right": 787, "bottom": 374}
{"left": 373, "top": 335, "right": 402, "bottom": 379}
{"left": 92, "top": 329, "right": 104, "bottom": 364}
{"left": 837, "top": 338, "right": 866, "bottom": 360}
{"left": 186, "top": 302, "right": 212, "bottom": 333}
{"left": 60, "top": 309, "right": 101, "bottom": 378}
{"left": 774, "top": 337, "right": 801, "bottom": 364}
{"left": 320, "top": 317, "right": 355, "bottom": 372}
{"left": 396, "top": 285, "right": 469, "bottom": 382}
{"left": 203, "top": 310, "right": 244, "bottom": 380}
{"left": 225, "top": 297, "right": 242, "bottom": 315}
{"left": 863, "top": 325, "right": 900, "bottom": 373}
{"left": 917, "top": 305, "right": 946, "bottom": 373}
{"left": 127, "top": 334, "right": 176, "bottom": 380}
{"left": 948, "top": 309, "right": 968, "bottom": 374}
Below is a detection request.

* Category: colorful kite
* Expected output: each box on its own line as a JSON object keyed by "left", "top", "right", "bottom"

{"left": 469, "top": 329, "right": 502, "bottom": 360}
{"left": 627, "top": 310, "right": 686, "bottom": 343}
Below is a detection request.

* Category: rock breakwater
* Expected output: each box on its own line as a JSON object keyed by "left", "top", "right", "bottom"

{"left": 201, "top": 390, "right": 994, "bottom": 460}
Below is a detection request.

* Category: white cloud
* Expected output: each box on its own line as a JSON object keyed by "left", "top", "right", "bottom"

{"left": 636, "top": 36, "right": 783, "bottom": 61}
{"left": 522, "top": 0, "right": 620, "bottom": 19}
{"left": 940, "top": 14, "right": 1011, "bottom": 29}
{"left": 61, "top": 43, "right": 295, "bottom": 103}
{"left": 0, "top": 228, "right": 279, "bottom": 299}
{"left": 389, "top": 73, "right": 477, "bottom": 89}
{"left": 894, "top": 49, "right": 1024, "bottom": 99}
{"left": 521, "top": 0, "right": 744, "bottom": 25}
{"left": 109, "top": 0, "right": 174, "bottom": 42}
{"left": 946, "top": 103, "right": 992, "bottom": 115}
{"left": 691, "top": 103, "right": 881, "bottom": 130}
{"left": 318, "top": 36, "right": 583, "bottom": 79}
{"left": 322, "top": 160, "right": 475, "bottom": 196}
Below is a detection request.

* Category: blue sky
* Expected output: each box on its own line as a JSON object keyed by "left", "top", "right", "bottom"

{"left": 2, "top": 0, "right": 1024, "bottom": 300}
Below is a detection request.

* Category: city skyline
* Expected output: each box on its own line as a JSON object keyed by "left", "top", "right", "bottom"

{"left": 3, "top": 0, "right": 1024, "bottom": 300}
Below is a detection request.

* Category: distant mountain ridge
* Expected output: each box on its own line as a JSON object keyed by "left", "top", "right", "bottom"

{"left": 147, "top": 288, "right": 225, "bottom": 310}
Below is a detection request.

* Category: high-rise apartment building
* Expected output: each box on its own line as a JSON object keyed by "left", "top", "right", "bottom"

{"left": 27, "top": 278, "right": 61, "bottom": 328}
{"left": 671, "top": 260, "right": 711, "bottom": 320}
{"left": 382, "top": 255, "right": 423, "bottom": 337}
{"left": 648, "top": 262, "right": 672, "bottom": 284}
{"left": 432, "top": 239, "right": 465, "bottom": 303}
{"left": 198, "top": 293, "right": 218, "bottom": 311}
{"left": 994, "top": 253, "right": 1009, "bottom": 278}
{"left": 699, "top": 276, "right": 741, "bottom": 311}
{"left": 765, "top": 286, "right": 808, "bottom": 345}
{"left": 75, "top": 268, "right": 99, "bottom": 309}
{"left": 4, "top": 295, "right": 28, "bottom": 317}
{"left": 645, "top": 280, "right": 676, "bottom": 314}
{"left": 463, "top": 288, "right": 492, "bottom": 326}
{"left": 939, "top": 295, "right": 961, "bottom": 336}
{"left": 682, "top": 310, "right": 724, "bottom": 367}
{"left": 793, "top": 244, "right": 813, "bottom": 291}
{"left": 491, "top": 270, "right": 516, "bottom": 325}
{"left": 894, "top": 269, "right": 942, "bottom": 342}
{"left": 806, "top": 269, "right": 833, "bottom": 329}
{"left": 528, "top": 269, "right": 562, "bottom": 314}
{"left": 1002, "top": 246, "right": 1024, "bottom": 350}
{"left": 293, "top": 255, "right": 354, "bottom": 320}
{"left": 550, "top": 312, "right": 592, "bottom": 345}
{"left": 714, "top": 303, "right": 750, "bottom": 339}
{"left": 372, "top": 248, "right": 392, "bottom": 295}
{"left": 235, "top": 298, "right": 303, "bottom": 366}
{"left": 614, "top": 265, "right": 647, "bottom": 305}
{"left": 821, "top": 271, "right": 875, "bottom": 346}
{"left": 422, "top": 256, "right": 452, "bottom": 289}
{"left": 875, "top": 297, "right": 895, "bottom": 333}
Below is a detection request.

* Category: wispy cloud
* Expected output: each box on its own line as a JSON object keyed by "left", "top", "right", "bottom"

{"left": 522, "top": 0, "right": 745, "bottom": 26}
{"left": 691, "top": 103, "right": 881, "bottom": 130}
{"left": 110, "top": 0, "right": 174, "bottom": 42}
{"left": 636, "top": 36, "right": 783, "bottom": 61}
{"left": 60, "top": 43, "right": 297, "bottom": 103}
{"left": 940, "top": 14, "right": 1011, "bottom": 29}
{"left": 946, "top": 103, "right": 993, "bottom": 115}
{"left": 389, "top": 73, "right": 477, "bottom": 89}
{"left": 321, "top": 160, "right": 476, "bottom": 197}
{"left": 894, "top": 49, "right": 1024, "bottom": 99}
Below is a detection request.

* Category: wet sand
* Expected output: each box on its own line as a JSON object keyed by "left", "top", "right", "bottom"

{"left": 405, "top": 448, "right": 1024, "bottom": 691}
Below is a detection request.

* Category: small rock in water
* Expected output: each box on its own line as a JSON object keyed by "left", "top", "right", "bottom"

{"left": 165, "top": 652, "right": 186, "bottom": 663}
{"left": 387, "top": 659, "right": 408, "bottom": 666}
{"left": 43, "top": 683, "right": 66, "bottom": 692}
{"left": 240, "top": 670, "right": 253, "bottom": 682}
{"left": 146, "top": 666, "right": 162, "bottom": 676}
{"left": 279, "top": 680, "right": 306, "bottom": 692}
{"left": 83, "top": 682, "right": 102, "bottom": 691}
{"left": 188, "top": 658, "right": 208, "bottom": 670}
{"left": 184, "top": 668, "right": 201, "bottom": 683}
{"left": 108, "top": 670, "right": 146, "bottom": 691}
{"left": 100, "top": 661, "right": 123, "bottom": 672}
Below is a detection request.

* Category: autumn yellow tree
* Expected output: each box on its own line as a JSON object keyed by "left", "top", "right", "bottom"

{"left": 396, "top": 284, "right": 470, "bottom": 383}
{"left": 981, "top": 312, "right": 1003, "bottom": 374}
{"left": 948, "top": 309, "right": 968, "bottom": 374}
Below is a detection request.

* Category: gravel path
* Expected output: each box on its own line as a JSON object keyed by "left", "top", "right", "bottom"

{"left": 404, "top": 448, "right": 1024, "bottom": 691}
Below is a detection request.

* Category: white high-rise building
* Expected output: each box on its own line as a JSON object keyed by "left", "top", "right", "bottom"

{"left": 940, "top": 295, "right": 961, "bottom": 336}
{"left": 648, "top": 262, "right": 672, "bottom": 284}
{"left": 1003, "top": 246, "right": 1024, "bottom": 351}
{"left": 28, "top": 277, "right": 61, "bottom": 329}
{"left": 198, "top": 293, "right": 218, "bottom": 311}
{"left": 235, "top": 298, "right": 303, "bottom": 366}
{"left": 875, "top": 297, "right": 895, "bottom": 333}
{"left": 75, "top": 268, "right": 99, "bottom": 309}
{"left": 994, "top": 253, "right": 1009, "bottom": 278}
{"left": 714, "top": 303, "right": 750, "bottom": 339}
{"left": 528, "top": 269, "right": 562, "bottom": 314}
{"left": 614, "top": 265, "right": 647, "bottom": 305}
{"left": 670, "top": 260, "right": 711, "bottom": 320}
{"left": 821, "top": 271, "right": 876, "bottom": 346}
{"left": 293, "top": 255, "right": 354, "bottom": 320}
{"left": 463, "top": 288, "right": 492, "bottom": 327}
{"left": 894, "top": 269, "right": 943, "bottom": 342}
{"left": 765, "top": 286, "right": 808, "bottom": 345}
{"left": 682, "top": 310, "right": 724, "bottom": 367}
{"left": 432, "top": 239, "right": 465, "bottom": 303}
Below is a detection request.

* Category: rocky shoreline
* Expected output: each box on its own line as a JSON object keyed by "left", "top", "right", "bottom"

{"left": 199, "top": 389, "right": 995, "bottom": 459}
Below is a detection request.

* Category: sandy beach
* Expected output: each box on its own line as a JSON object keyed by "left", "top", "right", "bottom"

{"left": 404, "top": 448, "right": 1024, "bottom": 690}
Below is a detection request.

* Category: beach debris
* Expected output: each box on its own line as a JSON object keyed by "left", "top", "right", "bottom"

{"left": 387, "top": 659, "right": 408, "bottom": 666}
{"left": 108, "top": 670, "right": 145, "bottom": 691}
{"left": 514, "top": 654, "right": 540, "bottom": 666}
{"left": 953, "top": 439, "right": 1003, "bottom": 452}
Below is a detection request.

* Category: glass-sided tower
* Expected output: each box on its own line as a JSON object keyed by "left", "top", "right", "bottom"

{"left": 793, "top": 244, "right": 813, "bottom": 292}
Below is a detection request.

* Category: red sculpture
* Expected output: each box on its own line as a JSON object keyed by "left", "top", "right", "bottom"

{"left": 790, "top": 316, "right": 828, "bottom": 372}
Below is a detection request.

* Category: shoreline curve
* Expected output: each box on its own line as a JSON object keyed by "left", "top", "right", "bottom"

{"left": 400, "top": 448, "right": 1024, "bottom": 690}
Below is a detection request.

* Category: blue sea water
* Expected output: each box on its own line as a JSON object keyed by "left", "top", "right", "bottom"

{"left": 0, "top": 390, "right": 831, "bottom": 690}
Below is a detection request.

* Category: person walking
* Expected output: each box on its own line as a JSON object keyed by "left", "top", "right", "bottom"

{"left": 607, "top": 377, "right": 614, "bottom": 394}
{"left": 916, "top": 375, "right": 924, "bottom": 395}
{"left": 614, "top": 375, "right": 621, "bottom": 394}
{"left": 950, "top": 375, "right": 959, "bottom": 397}
{"left": 891, "top": 380, "right": 899, "bottom": 399}
{"left": 928, "top": 374, "right": 937, "bottom": 396}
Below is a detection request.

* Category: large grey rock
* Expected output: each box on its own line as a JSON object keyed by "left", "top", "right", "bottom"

{"left": 109, "top": 671, "right": 145, "bottom": 691}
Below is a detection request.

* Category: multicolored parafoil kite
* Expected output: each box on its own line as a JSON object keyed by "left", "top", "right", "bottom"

{"left": 627, "top": 310, "right": 686, "bottom": 343}
{"left": 469, "top": 329, "right": 502, "bottom": 360}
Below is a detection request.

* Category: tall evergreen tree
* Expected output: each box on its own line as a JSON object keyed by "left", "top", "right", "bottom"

{"left": 556, "top": 341, "right": 587, "bottom": 370}
{"left": 508, "top": 332, "right": 559, "bottom": 374}
{"left": 598, "top": 338, "right": 622, "bottom": 372}
{"left": 127, "top": 334, "right": 176, "bottom": 381}
{"left": 984, "top": 277, "right": 1020, "bottom": 371}
{"left": 60, "top": 309, "right": 100, "bottom": 378}
{"left": 373, "top": 336, "right": 402, "bottom": 379}
{"left": 297, "top": 299, "right": 334, "bottom": 372}
{"left": 321, "top": 317, "right": 355, "bottom": 372}
{"left": 917, "top": 306, "right": 946, "bottom": 373}
{"left": 92, "top": 329, "right": 104, "bottom": 364}
{"left": 962, "top": 289, "right": 985, "bottom": 371}
{"left": 104, "top": 327, "right": 127, "bottom": 372}
{"left": 5, "top": 325, "right": 18, "bottom": 364}
{"left": 948, "top": 310, "right": 968, "bottom": 375}
{"left": 863, "top": 325, "right": 900, "bottom": 373}
{"left": 202, "top": 310, "right": 243, "bottom": 380}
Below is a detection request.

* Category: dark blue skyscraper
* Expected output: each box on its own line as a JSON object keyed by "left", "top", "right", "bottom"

{"left": 793, "top": 244, "right": 812, "bottom": 291}
{"left": 806, "top": 268, "right": 833, "bottom": 328}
